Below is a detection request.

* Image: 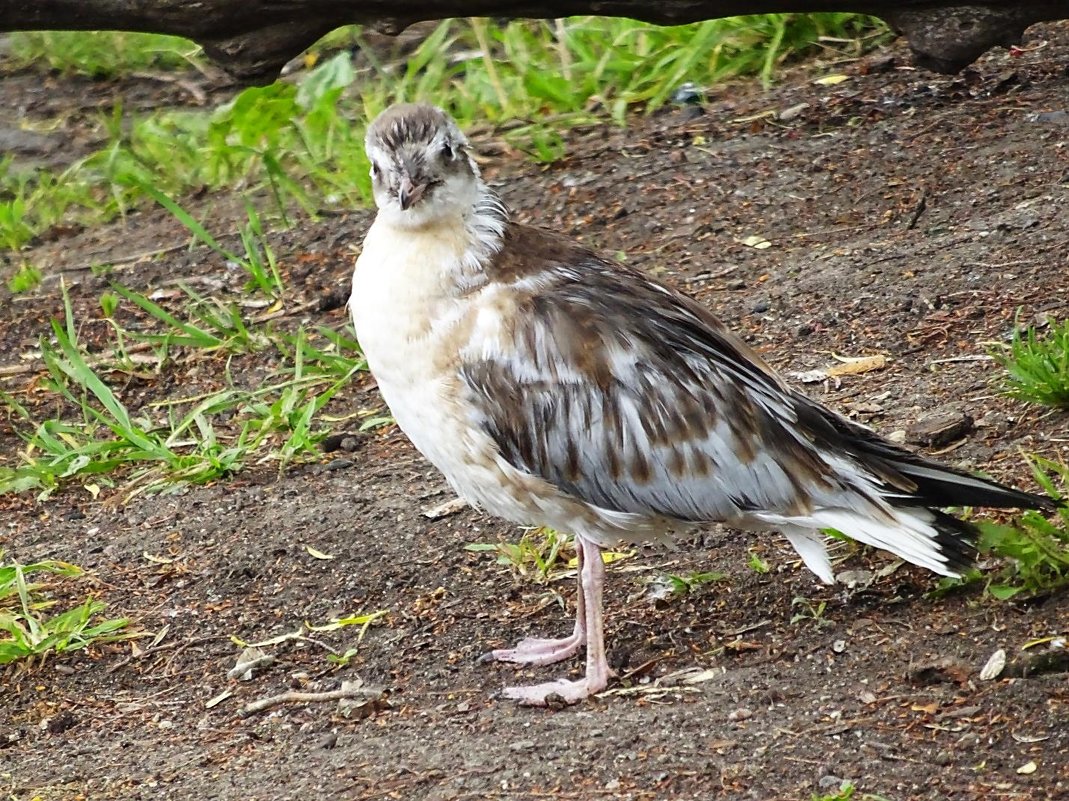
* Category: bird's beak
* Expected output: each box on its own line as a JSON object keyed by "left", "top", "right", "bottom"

{"left": 398, "top": 173, "right": 427, "bottom": 211}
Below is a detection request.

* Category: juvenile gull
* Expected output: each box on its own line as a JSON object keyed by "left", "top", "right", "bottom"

{"left": 349, "top": 103, "right": 1054, "bottom": 706}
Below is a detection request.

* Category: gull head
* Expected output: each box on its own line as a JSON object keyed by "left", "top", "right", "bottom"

{"left": 365, "top": 103, "right": 481, "bottom": 228}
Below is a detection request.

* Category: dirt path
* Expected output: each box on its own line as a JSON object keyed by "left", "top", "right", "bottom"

{"left": 2, "top": 25, "right": 1069, "bottom": 801}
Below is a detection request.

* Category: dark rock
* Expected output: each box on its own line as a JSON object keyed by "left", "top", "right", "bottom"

{"left": 318, "top": 287, "right": 349, "bottom": 312}
{"left": 906, "top": 410, "right": 974, "bottom": 447}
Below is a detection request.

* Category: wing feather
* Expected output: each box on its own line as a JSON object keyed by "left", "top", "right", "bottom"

{"left": 459, "top": 247, "right": 846, "bottom": 523}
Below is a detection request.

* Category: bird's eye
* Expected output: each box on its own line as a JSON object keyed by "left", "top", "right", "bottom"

{"left": 370, "top": 162, "right": 381, "bottom": 180}
{"left": 440, "top": 143, "right": 455, "bottom": 162}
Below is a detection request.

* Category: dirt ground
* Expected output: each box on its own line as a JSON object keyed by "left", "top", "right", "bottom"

{"left": 2, "top": 23, "right": 1069, "bottom": 801}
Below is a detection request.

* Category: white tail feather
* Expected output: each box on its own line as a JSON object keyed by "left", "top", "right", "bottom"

{"left": 756, "top": 506, "right": 960, "bottom": 580}
{"left": 780, "top": 526, "right": 835, "bottom": 584}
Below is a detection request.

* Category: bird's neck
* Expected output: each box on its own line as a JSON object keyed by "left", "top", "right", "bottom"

{"left": 453, "top": 182, "right": 509, "bottom": 290}
{"left": 364, "top": 181, "right": 510, "bottom": 296}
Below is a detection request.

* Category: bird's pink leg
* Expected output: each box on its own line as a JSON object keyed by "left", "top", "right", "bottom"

{"left": 501, "top": 536, "right": 611, "bottom": 706}
{"left": 489, "top": 542, "right": 587, "bottom": 666}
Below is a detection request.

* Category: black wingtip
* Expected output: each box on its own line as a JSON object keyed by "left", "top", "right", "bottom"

{"left": 927, "top": 510, "right": 980, "bottom": 576}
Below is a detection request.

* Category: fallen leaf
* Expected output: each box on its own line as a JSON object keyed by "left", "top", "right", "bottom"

{"left": 305, "top": 545, "right": 335, "bottom": 560}
{"left": 568, "top": 550, "right": 634, "bottom": 568}
{"left": 789, "top": 354, "right": 888, "bottom": 384}
{"left": 306, "top": 610, "right": 387, "bottom": 633}
{"left": 815, "top": 74, "right": 850, "bottom": 86}
{"left": 1011, "top": 732, "right": 1050, "bottom": 744}
{"left": 979, "top": 648, "right": 1006, "bottom": 681}
{"left": 827, "top": 353, "right": 888, "bottom": 377}
{"left": 739, "top": 234, "right": 772, "bottom": 250}
{"left": 680, "top": 668, "right": 726, "bottom": 684}
{"left": 1016, "top": 760, "right": 1038, "bottom": 775}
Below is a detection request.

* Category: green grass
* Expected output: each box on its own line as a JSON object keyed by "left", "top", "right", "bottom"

{"left": 0, "top": 553, "right": 134, "bottom": 665}
{"left": 975, "top": 456, "right": 1069, "bottom": 598}
{"left": 992, "top": 317, "right": 1069, "bottom": 409}
{"left": 466, "top": 527, "right": 576, "bottom": 584}
{"left": 1, "top": 15, "right": 885, "bottom": 259}
{"left": 790, "top": 595, "right": 832, "bottom": 627}
{"left": 6, "top": 263, "right": 41, "bottom": 293}
{"left": 0, "top": 281, "right": 365, "bottom": 498}
{"left": 812, "top": 783, "right": 855, "bottom": 801}
{"left": 652, "top": 570, "right": 726, "bottom": 597}
{"left": 8, "top": 31, "right": 200, "bottom": 77}
{"left": 466, "top": 527, "right": 635, "bottom": 584}
{"left": 935, "top": 456, "right": 1069, "bottom": 600}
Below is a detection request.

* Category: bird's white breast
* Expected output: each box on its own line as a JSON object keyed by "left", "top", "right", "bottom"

{"left": 349, "top": 217, "right": 473, "bottom": 471}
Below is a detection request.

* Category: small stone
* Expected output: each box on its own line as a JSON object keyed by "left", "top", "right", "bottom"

{"left": 778, "top": 102, "right": 809, "bottom": 121}
{"left": 906, "top": 410, "right": 974, "bottom": 447}
{"left": 832, "top": 640, "right": 846, "bottom": 654}
{"left": 886, "top": 429, "right": 907, "bottom": 444}
{"left": 672, "top": 82, "right": 705, "bottom": 105}
{"left": 510, "top": 739, "right": 537, "bottom": 752}
{"left": 45, "top": 711, "right": 77, "bottom": 734}
{"left": 679, "top": 104, "right": 705, "bottom": 122}
{"left": 727, "top": 707, "right": 752, "bottom": 722}
{"left": 861, "top": 54, "right": 896, "bottom": 74}
{"left": 818, "top": 775, "right": 845, "bottom": 790}
{"left": 317, "top": 732, "right": 339, "bottom": 749}
{"left": 752, "top": 299, "right": 771, "bottom": 314}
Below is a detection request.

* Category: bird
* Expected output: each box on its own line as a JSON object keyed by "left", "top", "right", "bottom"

{"left": 348, "top": 102, "right": 1056, "bottom": 706}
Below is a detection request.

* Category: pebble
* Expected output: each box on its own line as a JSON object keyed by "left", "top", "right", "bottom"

{"left": 886, "top": 429, "right": 907, "bottom": 444}
{"left": 906, "top": 410, "right": 974, "bottom": 447}
{"left": 728, "top": 707, "right": 752, "bottom": 722}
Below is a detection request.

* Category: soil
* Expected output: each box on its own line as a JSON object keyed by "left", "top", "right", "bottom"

{"left": 2, "top": 23, "right": 1069, "bottom": 801}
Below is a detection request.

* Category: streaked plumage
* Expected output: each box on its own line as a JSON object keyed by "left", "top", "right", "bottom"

{"left": 350, "top": 103, "right": 1055, "bottom": 705}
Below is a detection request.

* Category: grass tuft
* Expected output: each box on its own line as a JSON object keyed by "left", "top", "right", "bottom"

{"left": 976, "top": 456, "right": 1069, "bottom": 598}
{"left": 8, "top": 31, "right": 201, "bottom": 78}
{"left": 466, "top": 527, "right": 576, "bottom": 584}
{"left": 0, "top": 552, "right": 134, "bottom": 665}
{"left": 0, "top": 281, "right": 364, "bottom": 499}
{"left": 935, "top": 456, "right": 1069, "bottom": 600}
{"left": 992, "top": 317, "right": 1069, "bottom": 409}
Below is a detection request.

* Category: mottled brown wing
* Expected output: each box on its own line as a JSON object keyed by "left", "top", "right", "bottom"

{"left": 459, "top": 255, "right": 849, "bottom": 522}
